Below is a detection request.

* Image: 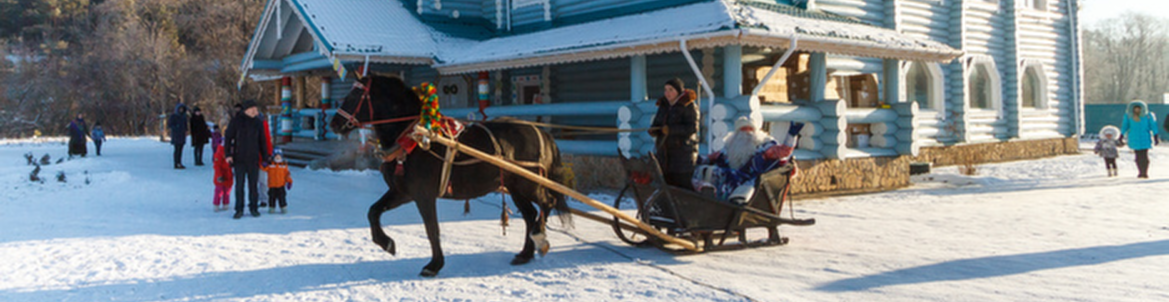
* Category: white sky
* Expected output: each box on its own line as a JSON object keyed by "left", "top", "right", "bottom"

{"left": 1079, "top": 0, "right": 1169, "bottom": 25}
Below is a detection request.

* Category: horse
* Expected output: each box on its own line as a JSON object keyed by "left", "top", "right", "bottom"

{"left": 330, "top": 74, "right": 572, "bottom": 277}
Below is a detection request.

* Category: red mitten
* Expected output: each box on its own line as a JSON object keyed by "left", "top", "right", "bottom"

{"left": 708, "top": 151, "right": 723, "bottom": 162}
{"left": 763, "top": 145, "right": 793, "bottom": 160}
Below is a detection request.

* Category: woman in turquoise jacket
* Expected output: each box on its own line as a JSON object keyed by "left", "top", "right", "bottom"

{"left": 1121, "top": 100, "right": 1159, "bottom": 178}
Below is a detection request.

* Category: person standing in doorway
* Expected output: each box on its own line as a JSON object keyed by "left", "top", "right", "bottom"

{"left": 649, "top": 78, "right": 699, "bottom": 189}
{"left": 1120, "top": 100, "right": 1159, "bottom": 178}
{"left": 189, "top": 107, "right": 212, "bottom": 166}
{"left": 168, "top": 104, "right": 190, "bottom": 169}
{"left": 225, "top": 100, "right": 271, "bottom": 219}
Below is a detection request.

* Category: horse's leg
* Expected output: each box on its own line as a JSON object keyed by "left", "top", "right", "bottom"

{"left": 415, "top": 197, "right": 444, "bottom": 277}
{"left": 510, "top": 194, "right": 545, "bottom": 265}
{"left": 369, "top": 189, "right": 412, "bottom": 255}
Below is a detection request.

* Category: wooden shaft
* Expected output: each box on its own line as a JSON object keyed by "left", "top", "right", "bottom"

{"left": 414, "top": 125, "right": 700, "bottom": 252}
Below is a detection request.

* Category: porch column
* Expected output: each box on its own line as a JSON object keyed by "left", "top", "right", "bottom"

{"left": 883, "top": 59, "right": 901, "bottom": 104}
{"left": 631, "top": 55, "right": 647, "bottom": 102}
{"left": 619, "top": 55, "right": 656, "bottom": 157}
{"left": 280, "top": 76, "right": 293, "bottom": 143}
{"left": 317, "top": 76, "right": 332, "bottom": 140}
{"left": 809, "top": 52, "right": 827, "bottom": 102}
{"left": 723, "top": 45, "right": 742, "bottom": 98}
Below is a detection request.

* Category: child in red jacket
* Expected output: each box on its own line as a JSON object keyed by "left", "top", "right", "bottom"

{"left": 213, "top": 143, "right": 233, "bottom": 212}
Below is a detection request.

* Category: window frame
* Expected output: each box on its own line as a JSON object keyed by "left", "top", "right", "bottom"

{"left": 1019, "top": 60, "right": 1050, "bottom": 109}
{"left": 902, "top": 61, "right": 945, "bottom": 115}
{"left": 965, "top": 56, "right": 1003, "bottom": 115}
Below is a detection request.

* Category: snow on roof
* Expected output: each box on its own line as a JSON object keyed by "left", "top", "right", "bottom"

{"left": 243, "top": 0, "right": 961, "bottom": 76}
{"left": 731, "top": 1, "right": 960, "bottom": 60}
{"left": 434, "top": 0, "right": 961, "bottom": 73}
{"left": 435, "top": 1, "right": 736, "bottom": 68}
{"left": 293, "top": 0, "right": 452, "bottom": 63}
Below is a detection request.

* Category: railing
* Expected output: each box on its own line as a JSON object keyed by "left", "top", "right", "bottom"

{"left": 444, "top": 101, "right": 626, "bottom": 156}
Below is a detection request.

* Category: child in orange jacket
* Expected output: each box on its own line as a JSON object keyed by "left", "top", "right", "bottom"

{"left": 212, "top": 142, "right": 233, "bottom": 212}
{"left": 262, "top": 148, "right": 292, "bottom": 214}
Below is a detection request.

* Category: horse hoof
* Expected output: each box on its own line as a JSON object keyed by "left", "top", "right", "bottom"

{"left": 384, "top": 245, "right": 396, "bottom": 255}
{"left": 510, "top": 255, "right": 533, "bottom": 265}
{"left": 420, "top": 268, "right": 439, "bottom": 277}
{"left": 531, "top": 233, "right": 550, "bottom": 256}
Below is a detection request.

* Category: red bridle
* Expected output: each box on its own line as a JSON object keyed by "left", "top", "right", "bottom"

{"left": 335, "top": 77, "right": 418, "bottom": 129}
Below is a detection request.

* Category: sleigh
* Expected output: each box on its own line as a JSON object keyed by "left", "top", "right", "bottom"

{"left": 609, "top": 153, "right": 815, "bottom": 253}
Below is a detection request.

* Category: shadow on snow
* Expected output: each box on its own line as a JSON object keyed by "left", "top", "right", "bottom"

{"left": 815, "top": 240, "right": 1169, "bottom": 292}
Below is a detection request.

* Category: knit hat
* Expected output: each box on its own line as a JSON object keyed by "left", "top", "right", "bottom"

{"left": 242, "top": 100, "right": 258, "bottom": 110}
{"left": 734, "top": 116, "right": 755, "bottom": 132}
{"left": 665, "top": 78, "right": 685, "bottom": 94}
{"left": 272, "top": 148, "right": 283, "bottom": 156}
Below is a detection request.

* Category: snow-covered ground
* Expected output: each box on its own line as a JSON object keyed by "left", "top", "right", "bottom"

{"left": 1, "top": 137, "right": 1167, "bottom": 301}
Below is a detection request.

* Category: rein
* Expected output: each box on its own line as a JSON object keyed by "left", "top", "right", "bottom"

{"left": 336, "top": 78, "right": 419, "bottom": 128}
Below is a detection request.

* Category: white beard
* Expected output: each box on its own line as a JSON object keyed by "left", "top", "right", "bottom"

{"left": 723, "top": 130, "right": 770, "bottom": 169}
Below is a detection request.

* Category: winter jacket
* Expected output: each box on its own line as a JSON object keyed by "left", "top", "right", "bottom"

{"left": 1094, "top": 139, "right": 1120, "bottom": 159}
{"left": 67, "top": 118, "right": 88, "bottom": 155}
{"left": 168, "top": 105, "right": 189, "bottom": 146}
{"left": 213, "top": 145, "right": 233, "bottom": 187}
{"left": 1121, "top": 100, "right": 1159, "bottom": 151}
{"left": 224, "top": 111, "right": 271, "bottom": 166}
{"left": 91, "top": 126, "right": 106, "bottom": 143}
{"left": 650, "top": 89, "right": 699, "bottom": 174}
{"left": 210, "top": 130, "right": 223, "bottom": 149}
{"left": 262, "top": 162, "right": 292, "bottom": 188}
{"left": 189, "top": 113, "right": 211, "bottom": 146}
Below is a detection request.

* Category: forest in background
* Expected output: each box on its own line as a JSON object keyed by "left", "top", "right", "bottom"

{"left": 0, "top": 0, "right": 268, "bottom": 138}
{"left": 0, "top": 0, "right": 1165, "bottom": 138}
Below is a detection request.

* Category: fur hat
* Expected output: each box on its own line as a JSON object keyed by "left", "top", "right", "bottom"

{"left": 665, "top": 78, "right": 685, "bottom": 94}
{"left": 733, "top": 116, "right": 755, "bottom": 132}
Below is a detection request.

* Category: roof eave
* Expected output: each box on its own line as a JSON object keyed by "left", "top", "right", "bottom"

{"left": 436, "top": 30, "right": 962, "bottom": 75}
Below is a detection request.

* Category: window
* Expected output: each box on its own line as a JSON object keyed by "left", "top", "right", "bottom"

{"left": 1020, "top": 0, "right": 1046, "bottom": 10}
{"left": 1020, "top": 61, "right": 1048, "bottom": 109}
{"left": 965, "top": 57, "right": 1001, "bottom": 111}
{"left": 904, "top": 61, "right": 943, "bottom": 111}
{"left": 969, "top": 65, "right": 991, "bottom": 109}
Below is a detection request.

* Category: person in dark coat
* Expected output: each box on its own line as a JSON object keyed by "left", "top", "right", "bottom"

{"left": 225, "top": 100, "right": 272, "bottom": 219}
{"left": 168, "top": 104, "right": 190, "bottom": 169}
{"left": 66, "top": 114, "right": 89, "bottom": 158}
{"left": 649, "top": 78, "right": 699, "bottom": 189}
{"left": 189, "top": 106, "right": 212, "bottom": 166}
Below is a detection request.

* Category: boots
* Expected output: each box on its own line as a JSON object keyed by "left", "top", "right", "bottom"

{"left": 1110, "top": 168, "right": 1118, "bottom": 177}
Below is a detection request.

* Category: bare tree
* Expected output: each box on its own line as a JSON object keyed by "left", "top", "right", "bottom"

{"left": 1085, "top": 13, "right": 1169, "bottom": 104}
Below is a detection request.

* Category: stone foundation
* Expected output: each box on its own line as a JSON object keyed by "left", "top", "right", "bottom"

{"left": 790, "top": 137, "right": 1080, "bottom": 195}
{"left": 563, "top": 137, "right": 1080, "bottom": 195}
{"left": 561, "top": 154, "right": 625, "bottom": 191}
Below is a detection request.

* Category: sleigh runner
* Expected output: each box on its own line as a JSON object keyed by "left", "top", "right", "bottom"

{"left": 609, "top": 153, "right": 814, "bottom": 252}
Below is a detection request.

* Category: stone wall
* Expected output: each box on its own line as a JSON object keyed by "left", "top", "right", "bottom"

{"left": 566, "top": 137, "right": 1081, "bottom": 195}
{"left": 913, "top": 137, "right": 1080, "bottom": 167}
{"left": 561, "top": 154, "right": 625, "bottom": 191}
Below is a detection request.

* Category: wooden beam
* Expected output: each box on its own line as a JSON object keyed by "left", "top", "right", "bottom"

{"left": 413, "top": 125, "right": 701, "bottom": 252}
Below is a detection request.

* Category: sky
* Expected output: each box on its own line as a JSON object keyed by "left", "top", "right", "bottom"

{"left": 1079, "top": 0, "right": 1169, "bottom": 25}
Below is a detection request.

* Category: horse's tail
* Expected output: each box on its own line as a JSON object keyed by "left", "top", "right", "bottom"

{"left": 546, "top": 139, "right": 574, "bottom": 229}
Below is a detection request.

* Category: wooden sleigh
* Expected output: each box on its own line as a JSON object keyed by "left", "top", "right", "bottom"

{"left": 609, "top": 153, "right": 815, "bottom": 253}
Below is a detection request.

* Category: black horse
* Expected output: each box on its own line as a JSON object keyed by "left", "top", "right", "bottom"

{"left": 330, "top": 75, "right": 571, "bottom": 277}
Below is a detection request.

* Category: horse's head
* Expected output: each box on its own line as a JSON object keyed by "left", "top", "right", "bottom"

{"left": 330, "top": 75, "right": 422, "bottom": 139}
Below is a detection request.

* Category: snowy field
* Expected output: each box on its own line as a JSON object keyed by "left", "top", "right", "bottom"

{"left": 1, "top": 137, "right": 1167, "bottom": 302}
